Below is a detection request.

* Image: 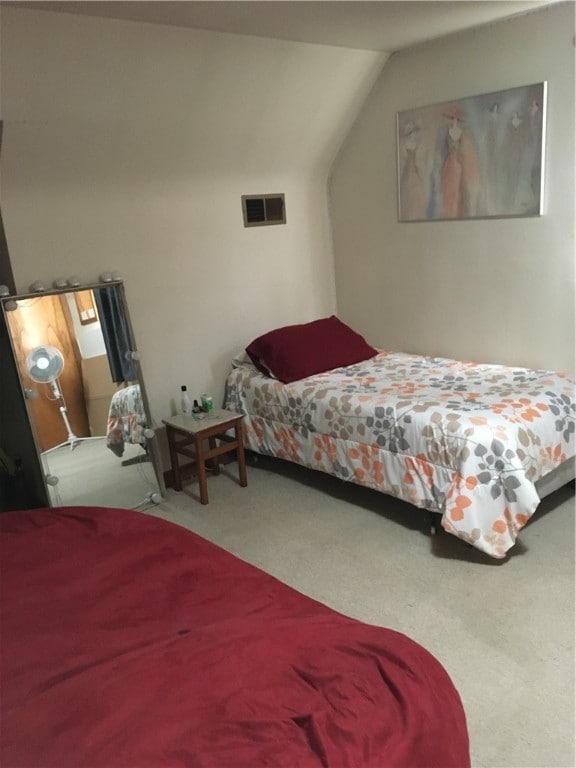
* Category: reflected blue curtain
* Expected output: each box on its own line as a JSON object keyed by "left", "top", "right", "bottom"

{"left": 94, "top": 286, "right": 137, "bottom": 383}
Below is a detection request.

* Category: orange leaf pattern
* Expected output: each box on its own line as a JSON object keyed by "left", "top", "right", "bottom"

{"left": 225, "top": 350, "right": 575, "bottom": 559}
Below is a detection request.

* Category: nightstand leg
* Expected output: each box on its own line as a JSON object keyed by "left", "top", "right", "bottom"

{"left": 235, "top": 423, "right": 248, "bottom": 488}
{"left": 208, "top": 436, "right": 220, "bottom": 475}
{"left": 195, "top": 436, "right": 209, "bottom": 505}
{"left": 167, "top": 427, "right": 182, "bottom": 491}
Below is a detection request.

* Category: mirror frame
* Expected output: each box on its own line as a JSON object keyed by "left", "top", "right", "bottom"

{"left": 1, "top": 280, "right": 164, "bottom": 507}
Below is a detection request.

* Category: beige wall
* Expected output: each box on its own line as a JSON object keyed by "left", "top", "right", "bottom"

{"left": 0, "top": 7, "right": 385, "bottom": 440}
{"left": 329, "top": 2, "right": 575, "bottom": 376}
{"left": 3, "top": 4, "right": 574, "bottom": 479}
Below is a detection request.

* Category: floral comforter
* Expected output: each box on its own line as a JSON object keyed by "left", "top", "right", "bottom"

{"left": 225, "top": 351, "right": 575, "bottom": 558}
{"left": 106, "top": 384, "right": 147, "bottom": 458}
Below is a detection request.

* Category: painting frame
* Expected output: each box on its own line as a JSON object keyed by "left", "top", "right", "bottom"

{"left": 396, "top": 82, "right": 547, "bottom": 222}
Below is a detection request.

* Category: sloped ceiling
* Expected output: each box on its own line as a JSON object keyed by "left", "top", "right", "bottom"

{"left": 4, "top": 0, "right": 563, "bottom": 52}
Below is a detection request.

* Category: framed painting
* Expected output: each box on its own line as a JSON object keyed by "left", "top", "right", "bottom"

{"left": 397, "top": 82, "right": 547, "bottom": 221}
{"left": 74, "top": 289, "right": 98, "bottom": 325}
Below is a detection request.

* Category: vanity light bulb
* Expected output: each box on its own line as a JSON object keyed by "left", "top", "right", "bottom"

{"left": 29, "top": 280, "right": 47, "bottom": 293}
{"left": 99, "top": 271, "right": 113, "bottom": 283}
{"left": 111, "top": 270, "right": 122, "bottom": 281}
{"left": 0, "top": 284, "right": 10, "bottom": 297}
{"left": 53, "top": 278, "right": 68, "bottom": 289}
{"left": 45, "top": 474, "right": 59, "bottom": 487}
{"left": 67, "top": 276, "right": 81, "bottom": 288}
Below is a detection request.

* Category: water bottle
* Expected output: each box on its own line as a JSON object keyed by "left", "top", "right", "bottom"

{"left": 180, "top": 385, "right": 192, "bottom": 415}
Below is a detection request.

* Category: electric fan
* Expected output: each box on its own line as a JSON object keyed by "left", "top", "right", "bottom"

{"left": 25, "top": 345, "right": 80, "bottom": 451}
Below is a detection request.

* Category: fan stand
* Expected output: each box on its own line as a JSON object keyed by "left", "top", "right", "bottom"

{"left": 43, "top": 378, "right": 103, "bottom": 454}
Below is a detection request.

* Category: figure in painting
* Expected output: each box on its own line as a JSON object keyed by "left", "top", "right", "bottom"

{"left": 437, "top": 104, "right": 481, "bottom": 219}
{"left": 507, "top": 99, "right": 542, "bottom": 214}
{"left": 398, "top": 120, "right": 428, "bottom": 220}
{"left": 483, "top": 102, "right": 506, "bottom": 215}
{"left": 481, "top": 93, "right": 542, "bottom": 216}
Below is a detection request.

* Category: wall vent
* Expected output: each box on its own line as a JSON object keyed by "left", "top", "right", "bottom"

{"left": 242, "top": 194, "right": 286, "bottom": 227}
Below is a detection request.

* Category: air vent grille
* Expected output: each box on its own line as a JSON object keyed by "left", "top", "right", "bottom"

{"left": 245, "top": 198, "right": 266, "bottom": 223}
{"left": 242, "top": 194, "right": 286, "bottom": 227}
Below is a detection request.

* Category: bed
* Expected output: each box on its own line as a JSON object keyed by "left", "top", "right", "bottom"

{"left": 106, "top": 383, "right": 148, "bottom": 458}
{"left": 0, "top": 505, "right": 470, "bottom": 768}
{"left": 224, "top": 317, "right": 575, "bottom": 559}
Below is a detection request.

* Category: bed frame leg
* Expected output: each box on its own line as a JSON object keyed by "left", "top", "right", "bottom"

{"left": 427, "top": 511, "right": 440, "bottom": 536}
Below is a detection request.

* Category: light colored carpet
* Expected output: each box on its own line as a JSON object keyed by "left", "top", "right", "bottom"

{"left": 146, "top": 453, "right": 575, "bottom": 768}
{"left": 41, "top": 436, "right": 162, "bottom": 509}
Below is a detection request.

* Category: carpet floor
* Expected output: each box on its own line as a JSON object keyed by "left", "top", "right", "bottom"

{"left": 41, "top": 436, "right": 161, "bottom": 509}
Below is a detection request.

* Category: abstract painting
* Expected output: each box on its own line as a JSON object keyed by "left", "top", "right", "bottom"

{"left": 397, "top": 83, "right": 547, "bottom": 221}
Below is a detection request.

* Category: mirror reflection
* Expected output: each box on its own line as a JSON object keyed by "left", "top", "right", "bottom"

{"left": 2, "top": 283, "right": 163, "bottom": 509}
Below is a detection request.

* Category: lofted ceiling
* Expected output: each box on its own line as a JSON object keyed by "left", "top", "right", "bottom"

{"left": 3, "top": 0, "right": 564, "bottom": 52}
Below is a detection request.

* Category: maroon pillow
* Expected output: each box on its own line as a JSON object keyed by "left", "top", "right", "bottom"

{"left": 246, "top": 316, "right": 377, "bottom": 383}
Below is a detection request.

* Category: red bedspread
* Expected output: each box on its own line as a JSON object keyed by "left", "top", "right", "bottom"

{"left": 0, "top": 507, "right": 470, "bottom": 768}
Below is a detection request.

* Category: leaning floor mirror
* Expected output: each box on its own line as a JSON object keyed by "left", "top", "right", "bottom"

{"left": 1, "top": 281, "right": 164, "bottom": 509}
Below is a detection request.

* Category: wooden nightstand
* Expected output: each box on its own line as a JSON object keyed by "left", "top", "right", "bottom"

{"left": 162, "top": 409, "right": 247, "bottom": 504}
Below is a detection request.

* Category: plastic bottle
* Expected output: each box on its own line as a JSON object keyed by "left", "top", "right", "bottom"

{"left": 180, "top": 385, "right": 192, "bottom": 415}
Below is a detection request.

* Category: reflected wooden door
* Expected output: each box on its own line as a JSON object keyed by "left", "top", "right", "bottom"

{"left": 6, "top": 294, "right": 90, "bottom": 452}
